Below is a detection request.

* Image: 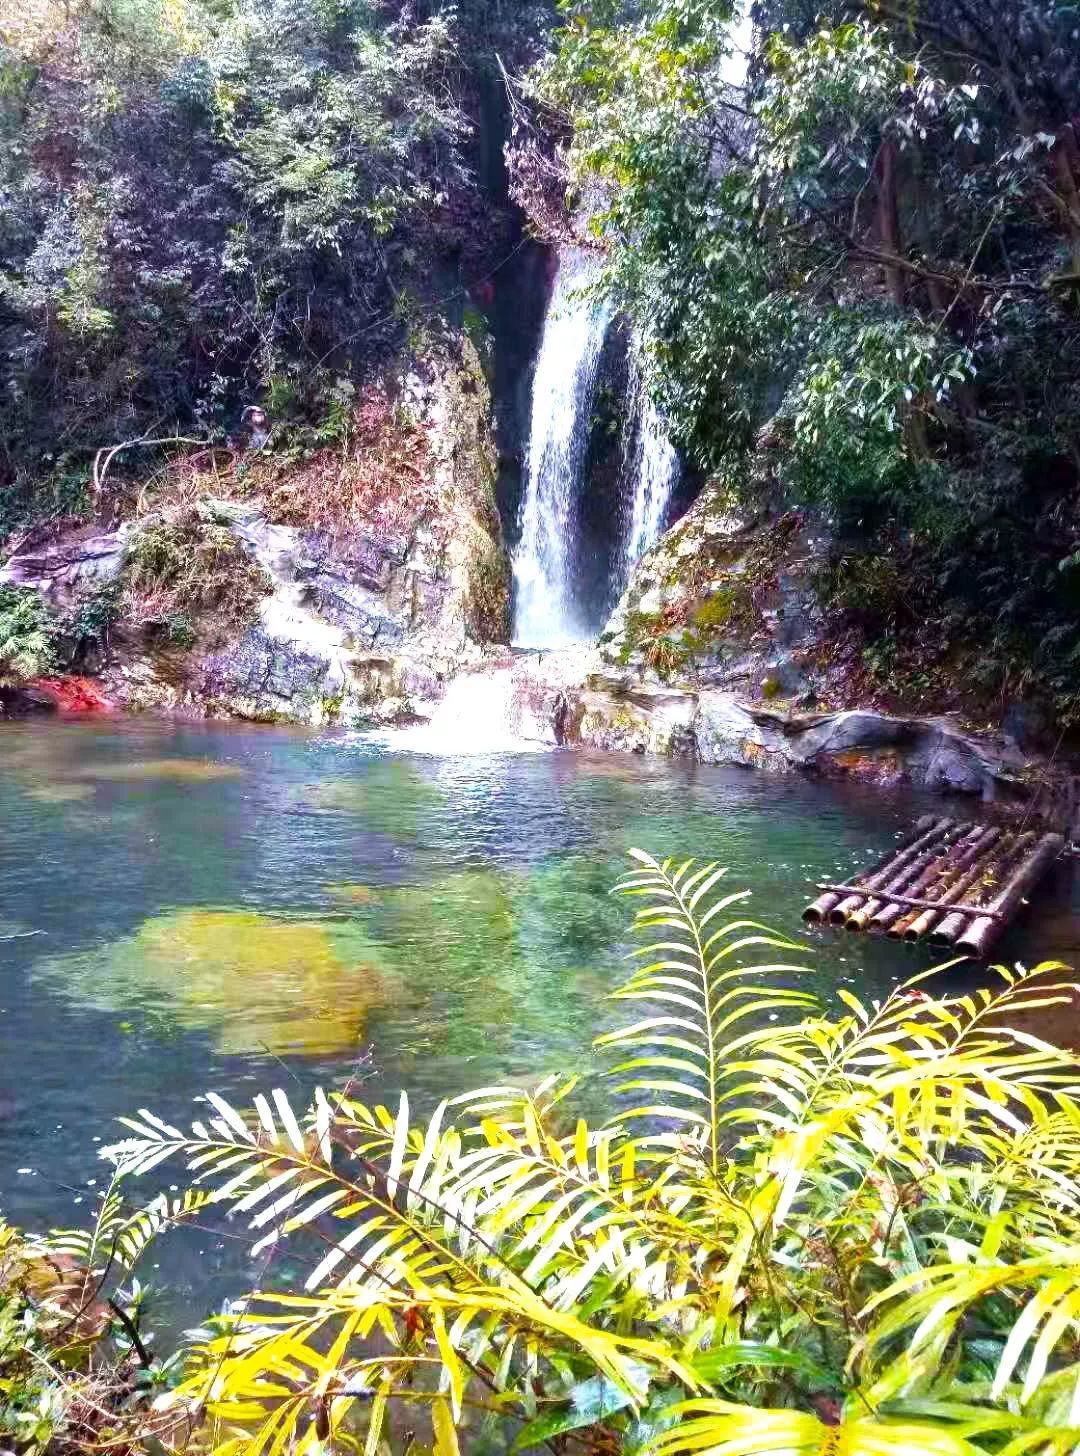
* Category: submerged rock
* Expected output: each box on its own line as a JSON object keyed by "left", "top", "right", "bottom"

{"left": 32, "top": 908, "right": 394, "bottom": 1057}
{"left": 300, "top": 760, "right": 448, "bottom": 839}
{"left": 70, "top": 758, "right": 245, "bottom": 783}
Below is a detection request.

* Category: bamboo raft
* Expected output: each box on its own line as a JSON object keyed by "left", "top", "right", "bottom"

{"left": 803, "top": 814, "right": 1064, "bottom": 955}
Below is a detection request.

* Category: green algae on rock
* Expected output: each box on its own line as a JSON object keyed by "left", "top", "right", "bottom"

{"left": 70, "top": 759, "right": 246, "bottom": 783}
{"left": 31, "top": 909, "right": 393, "bottom": 1056}
{"left": 23, "top": 782, "right": 96, "bottom": 804}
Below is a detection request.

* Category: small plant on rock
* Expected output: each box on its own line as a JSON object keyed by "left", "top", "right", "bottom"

{"left": 120, "top": 513, "right": 271, "bottom": 645}
{"left": 0, "top": 587, "right": 57, "bottom": 684}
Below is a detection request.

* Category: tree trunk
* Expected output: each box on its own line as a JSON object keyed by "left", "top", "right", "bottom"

{"left": 876, "top": 137, "right": 905, "bottom": 309}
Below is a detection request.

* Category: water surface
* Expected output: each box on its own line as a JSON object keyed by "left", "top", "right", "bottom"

{"left": 2, "top": 718, "right": 1078, "bottom": 1325}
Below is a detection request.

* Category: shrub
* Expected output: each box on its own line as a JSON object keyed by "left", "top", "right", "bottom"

{"left": 0, "top": 1198, "right": 184, "bottom": 1456}
{"left": 254, "top": 383, "right": 435, "bottom": 542}
{"left": 103, "top": 852, "right": 1080, "bottom": 1456}
{"left": 0, "top": 586, "right": 56, "bottom": 684}
{"left": 72, "top": 583, "right": 122, "bottom": 655}
{"left": 120, "top": 514, "right": 271, "bottom": 643}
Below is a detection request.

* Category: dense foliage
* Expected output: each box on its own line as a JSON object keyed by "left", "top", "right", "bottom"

{"left": 0, "top": 586, "right": 56, "bottom": 683}
{"left": 7, "top": 851, "right": 1066, "bottom": 1456}
{"left": 0, "top": 0, "right": 544, "bottom": 529}
{"left": 531, "top": 0, "right": 1080, "bottom": 722}
{"left": 0, "top": 1197, "right": 191, "bottom": 1456}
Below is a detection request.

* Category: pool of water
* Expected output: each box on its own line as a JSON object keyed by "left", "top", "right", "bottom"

{"left": 2, "top": 717, "right": 1079, "bottom": 1327}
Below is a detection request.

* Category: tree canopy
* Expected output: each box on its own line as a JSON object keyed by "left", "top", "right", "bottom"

{"left": 531, "top": 0, "right": 1080, "bottom": 719}
{"left": 0, "top": 0, "right": 544, "bottom": 523}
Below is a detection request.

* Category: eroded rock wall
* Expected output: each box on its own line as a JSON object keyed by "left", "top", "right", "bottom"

{"left": 1, "top": 340, "right": 511, "bottom": 726}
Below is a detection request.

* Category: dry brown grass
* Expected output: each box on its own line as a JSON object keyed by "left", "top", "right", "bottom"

{"left": 256, "top": 387, "right": 436, "bottom": 541}
{"left": 120, "top": 511, "right": 272, "bottom": 643}
{"left": 122, "top": 386, "right": 438, "bottom": 550}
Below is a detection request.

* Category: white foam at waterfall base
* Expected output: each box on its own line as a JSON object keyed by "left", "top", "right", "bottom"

{"left": 372, "top": 667, "right": 546, "bottom": 756}
{"left": 513, "top": 251, "right": 613, "bottom": 649}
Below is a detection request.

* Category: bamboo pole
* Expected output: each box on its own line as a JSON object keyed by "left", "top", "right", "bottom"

{"left": 844, "top": 823, "right": 965, "bottom": 931}
{"left": 813, "top": 883, "right": 1009, "bottom": 917}
{"left": 929, "top": 831, "right": 1035, "bottom": 947}
{"left": 955, "top": 833, "right": 1064, "bottom": 958}
{"left": 877, "top": 824, "right": 989, "bottom": 937}
{"left": 825, "top": 818, "right": 954, "bottom": 926}
{"left": 802, "top": 814, "right": 939, "bottom": 924}
{"left": 901, "top": 826, "right": 1003, "bottom": 941}
{"left": 867, "top": 824, "right": 982, "bottom": 934}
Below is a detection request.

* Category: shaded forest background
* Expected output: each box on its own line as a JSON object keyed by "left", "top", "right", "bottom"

{"left": 3, "top": 0, "right": 1080, "bottom": 726}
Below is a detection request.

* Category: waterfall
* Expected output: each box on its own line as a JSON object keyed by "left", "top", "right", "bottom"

{"left": 512, "top": 251, "right": 613, "bottom": 648}
{"left": 622, "top": 348, "right": 681, "bottom": 569}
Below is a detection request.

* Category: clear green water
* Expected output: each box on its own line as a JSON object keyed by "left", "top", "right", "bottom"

{"left": 2, "top": 717, "right": 1078, "bottom": 1326}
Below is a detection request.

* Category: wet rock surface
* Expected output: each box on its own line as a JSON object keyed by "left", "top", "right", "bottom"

{"left": 510, "top": 651, "right": 1040, "bottom": 811}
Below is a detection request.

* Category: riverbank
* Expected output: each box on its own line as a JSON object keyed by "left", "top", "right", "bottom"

{"left": 5, "top": 645, "right": 1080, "bottom": 837}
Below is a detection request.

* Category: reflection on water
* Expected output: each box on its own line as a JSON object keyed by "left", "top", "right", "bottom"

{"left": 2, "top": 717, "right": 1079, "bottom": 1327}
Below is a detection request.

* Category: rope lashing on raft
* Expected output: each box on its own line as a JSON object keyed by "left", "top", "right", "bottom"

{"left": 803, "top": 814, "right": 1064, "bottom": 955}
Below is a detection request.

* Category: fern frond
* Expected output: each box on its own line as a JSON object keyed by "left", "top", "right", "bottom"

{"left": 607, "top": 850, "right": 813, "bottom": 1167}
{"left": 652, "top": 1400, "right": 988, "bottom": 1455}
{"left": 92, "top": 853, "right": 1080, "bottom": 1456}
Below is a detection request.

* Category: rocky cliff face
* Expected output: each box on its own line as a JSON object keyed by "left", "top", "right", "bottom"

{"left": 503, "top": 455, "right": 1078, "bottom": 822}
{"left": 1, "top": 339, "right": 511, "bottom": 725}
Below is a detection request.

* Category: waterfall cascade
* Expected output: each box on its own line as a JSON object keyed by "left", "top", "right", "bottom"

{"left": 511, "top": 251, "right": 681, "bottom": 647}
{"left": 512, "top": 251, "right": 613, "bottom": 648}
{"left": 622, "top": 349, "right": 681, "bottom": 570}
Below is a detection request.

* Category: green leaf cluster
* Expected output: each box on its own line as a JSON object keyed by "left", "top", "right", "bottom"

{"left": 534, "top": 0, "right": 1080, "bottom": 721}
{"left": 0, "top": 0, "right": 514, "bottom": 493}
{"left": 0, "top": 586, "right": 57, "bottom": 686}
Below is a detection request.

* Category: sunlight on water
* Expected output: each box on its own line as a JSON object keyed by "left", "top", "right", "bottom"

{"left": 373, "top": 667, "right": 545, "bottom": 756}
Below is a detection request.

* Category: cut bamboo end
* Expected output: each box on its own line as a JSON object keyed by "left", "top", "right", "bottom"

{"left": 802, "top": 892, "right": 840, "bottom": 925}
{"left": 830, "top": 896, "right": 863, "bottom": 926}
{"left": 828, "top": 817, "right": 955, "bottom": 927}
